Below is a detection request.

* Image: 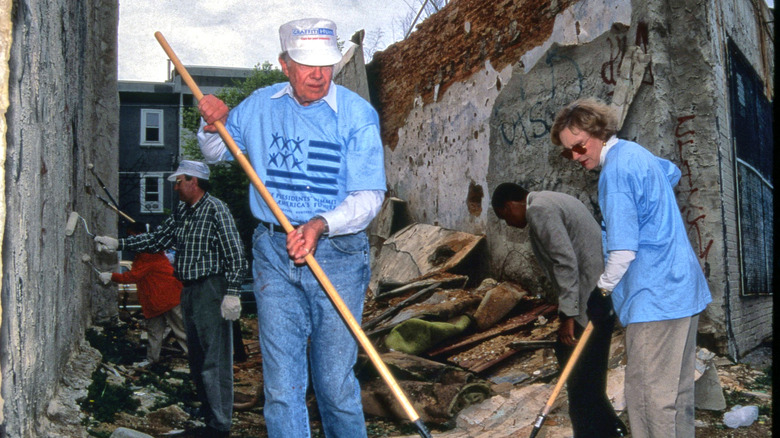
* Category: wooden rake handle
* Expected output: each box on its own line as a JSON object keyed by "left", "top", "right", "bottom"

{"left": 154, "top": 32, "right": 431, "bottom": 437}
{"left": 546, "top": 321, "right": 594, "bottom": 408}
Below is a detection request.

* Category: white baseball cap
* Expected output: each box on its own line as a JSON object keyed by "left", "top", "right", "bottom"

{"left": 168, "top": 160, "right": 210, "bottom": 181}
{"left": 279, "top": 18, "right": 343, "bottom": 66}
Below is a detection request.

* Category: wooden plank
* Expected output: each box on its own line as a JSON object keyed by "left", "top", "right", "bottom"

{"left": 468, "top": 349, "right": 519, "bottom": 373}
{"left": 371, "top": 223, "right": 484, "bottom": 292}
{"left": 374, "top": 273, "right": 468, "bottom": 299}
{"left": 466, "top": 340, "right": 557, "bottom": 373}
{"left": 362, "top": 282, "right": 441, "bottom": 331}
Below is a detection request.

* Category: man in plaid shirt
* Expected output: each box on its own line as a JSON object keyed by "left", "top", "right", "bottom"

{"left": 95, "top": 160, "right": 247, "bottom": 438}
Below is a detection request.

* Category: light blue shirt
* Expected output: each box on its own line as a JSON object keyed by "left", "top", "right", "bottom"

{"left": 599, "top": 140, "right": 711, "bottom": 324}
{"left": 200, "top": 82, "right": 386, "bottom": 232}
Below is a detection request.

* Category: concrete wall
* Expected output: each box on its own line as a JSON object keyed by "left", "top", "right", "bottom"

{"left": 1, "top": 0, "right": 118, "bottom": 436}
{"left": 368, "top": 0, "right": 773, "bottom": 358}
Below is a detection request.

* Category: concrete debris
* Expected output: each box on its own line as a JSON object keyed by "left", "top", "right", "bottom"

{"left": 132, "top": 385, "right": 169, "bottom": 415}
{"left": 694, "top": 347, "right": 727, "bottom": 411}
{"left": 695, "top": 363, "right": 727, "bottom": 411}
{"left": 695, "top": 347, "right": 717, "bottom": 378}
{"left": 109, "top": 427, "right": 154, "bottom": 438}
{"left": 472, "top": 282, "right": 527, "bottom": 330}
{"left": 488, "top": 369, "right": 531, "bottom": 386}
{"left": 369, "top": 223, "right": 485, "bottom": 296}
{"left": 369, "top": 196, "right": 415, "bottom": 244}
{"left": 144, "top": 405, "right": 193, "bottom": 431}
{"left": 368, "top": 197, "right": 416, "bottom": 283}
{"left": 452, "top": 383, "right": 569, "bottom": 437}
{"left": 40, "top": 339, "right": 103, "bottom": 437}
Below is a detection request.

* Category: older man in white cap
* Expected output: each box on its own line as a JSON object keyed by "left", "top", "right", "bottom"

{"left": 95, "top": 160, "right": 247, "bottom": 438}
{"left": 197, "top": 18, "right": 385, "bottom": 438}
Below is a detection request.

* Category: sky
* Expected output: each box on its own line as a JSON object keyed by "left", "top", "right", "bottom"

{"left": 119, "top": 0, "right": 775, "bottom": 82}
{"left": 118, "top": 0, "right": 418, "bottom": 82}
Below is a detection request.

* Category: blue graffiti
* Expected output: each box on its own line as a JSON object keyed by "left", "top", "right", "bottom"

{"left": 498, "top": 48, "right": 584, "bottom": 146}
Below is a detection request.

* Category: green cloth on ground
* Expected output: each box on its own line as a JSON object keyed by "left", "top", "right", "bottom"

{"left": 385, "top": 315, "right": 472, "bottom": 355}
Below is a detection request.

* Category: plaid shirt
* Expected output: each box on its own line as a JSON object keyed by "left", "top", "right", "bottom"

{"left": 120, "top": 192, "right": 247, "bottom": 296}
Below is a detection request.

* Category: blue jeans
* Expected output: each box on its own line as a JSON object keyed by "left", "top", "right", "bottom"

{"left": 252, "top": 224, "right": 369, "bottom": 438}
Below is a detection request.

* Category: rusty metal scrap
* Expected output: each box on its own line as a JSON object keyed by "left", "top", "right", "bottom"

{"left": 358, "top": 352, "right": 492, "bottom": 425}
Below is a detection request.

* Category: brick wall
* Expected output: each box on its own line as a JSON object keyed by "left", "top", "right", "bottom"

{"left": 367, "top": 0, "right": 578, "bottom": 150}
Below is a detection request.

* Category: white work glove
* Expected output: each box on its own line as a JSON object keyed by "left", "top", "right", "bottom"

{"left": 98, "top": 272, "right": 113, "bottom": 285}
{"left": 94, "top": 236, "right": 119, "bottom": 253}
{"left": 220, "top": 295, "right": 241, "bottom": 321}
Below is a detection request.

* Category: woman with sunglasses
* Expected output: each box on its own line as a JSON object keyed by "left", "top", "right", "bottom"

{"left": 550, "top": 98, "right": 711, "bottom": 438}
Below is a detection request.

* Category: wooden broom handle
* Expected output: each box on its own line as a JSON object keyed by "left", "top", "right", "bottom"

{"left": 154, "top": 31, "right": 425, "bottom": 426}
{"left": 539, "top": 321, "right": 595, "bottom": 417}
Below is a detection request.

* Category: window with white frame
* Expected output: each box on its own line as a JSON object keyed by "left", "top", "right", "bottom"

{"left": 141, "top": 109, "right": 164, "bottom": 146}
{"left": 140, "top": 172, "right": 164, "bottom": 213}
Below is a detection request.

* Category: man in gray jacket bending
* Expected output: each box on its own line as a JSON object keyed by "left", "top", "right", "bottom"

{"left": 492, "top": 182, "right": 627, "bottom": 438}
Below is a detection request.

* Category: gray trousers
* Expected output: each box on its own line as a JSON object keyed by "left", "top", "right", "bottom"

{"left": 181, "top": 276, "right": 234, "bottom": 432}
{"left": 625, "top": 314, "right": 699, "bottom": 438}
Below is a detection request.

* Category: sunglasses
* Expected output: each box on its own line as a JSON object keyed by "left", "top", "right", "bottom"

{"left": 559, "top": 136, "right": 590, "bottom": 160}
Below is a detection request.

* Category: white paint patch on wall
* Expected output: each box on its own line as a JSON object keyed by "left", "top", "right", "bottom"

{"left": 521, "top": 0, "right": 632, "bottom": 72}
{"left": 385, "top": 60, "right": 513, "bottom": 233}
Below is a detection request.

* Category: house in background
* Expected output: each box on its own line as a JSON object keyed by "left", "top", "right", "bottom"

{"left": 117, "top": 66, "right": 254, "bottom": 237}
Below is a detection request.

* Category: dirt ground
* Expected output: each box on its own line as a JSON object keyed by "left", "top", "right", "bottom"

{"left": 81, "top": 311, "right": 772, "bottom": 438}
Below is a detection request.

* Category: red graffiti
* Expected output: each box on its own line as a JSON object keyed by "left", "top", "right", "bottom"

{"left": 674, "top": 115, "right": 713, "bottom": 265}
{"left": 601, "top": 35, "right": 626, "bottom": 86}
{"left": 601, "top": 21, "right": 655, "bottom": 91}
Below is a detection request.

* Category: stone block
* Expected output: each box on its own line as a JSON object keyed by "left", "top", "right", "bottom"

{"left": 109, "top": 428, "right": 154, "bottom": 438}
{"left": 472, "top": 282, "right": 526, "bottom": 330}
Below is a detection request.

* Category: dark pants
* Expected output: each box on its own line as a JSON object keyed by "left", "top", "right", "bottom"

{"left": 554, "top": 292, "right": 622, "bottom": 438}
{"left": 181, "top": 276, "right": 234, "bottom": 432}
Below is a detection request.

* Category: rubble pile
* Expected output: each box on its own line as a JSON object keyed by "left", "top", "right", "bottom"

{"left": 354, "top": 199, "right": 596, "bottom": 435}
{"left": 78, "top": 198, "right": 771, "bottom": 437}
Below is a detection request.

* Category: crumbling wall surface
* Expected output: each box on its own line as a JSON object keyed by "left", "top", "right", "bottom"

{"left": 371, "top": 0, "right": 580, "bottom": 234}
{"left": 370, "top": 0, "right": 773, "bottom": 356}
{"left": 620, "top": 0, "right": 728, "bottom": 351}
{"left": 1, "top": 0, "right": 118, "bottom": 436}
{"left": 0, "top": 0, "right": 12, "bottom": 426}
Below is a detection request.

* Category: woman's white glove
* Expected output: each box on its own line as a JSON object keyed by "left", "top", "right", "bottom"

{"left": 220, "top": 295, "right": 241, "bottom": 321}
{"left": 98, "top": 272, "right": 113, "bottom": 285}
{"left": 94, "top": 236, "right": 119, "bottom": 253}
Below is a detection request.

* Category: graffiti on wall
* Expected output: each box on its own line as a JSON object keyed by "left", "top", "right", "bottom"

{"left": 674, "top": 114, "right": 713, "bottom": 273}
{"left": 498, "top": 48, "right": 584, "bottom": 147}
{"left": 601, "top": 21, "right": 655, "bottom": 90}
